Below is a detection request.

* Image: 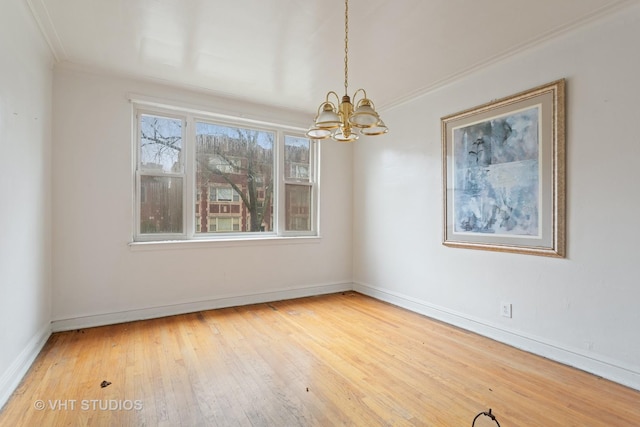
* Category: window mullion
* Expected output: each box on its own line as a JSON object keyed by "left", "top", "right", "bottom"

{"left": 185, "top": 115, "right": 196, "bottom": 238}
{"left": 276, "top": 130, "right": 285, "bottom": 234}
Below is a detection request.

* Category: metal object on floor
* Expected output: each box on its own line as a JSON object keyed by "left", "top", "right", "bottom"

{"left": 472, "top": 408, "right": 501, "bottom": 426}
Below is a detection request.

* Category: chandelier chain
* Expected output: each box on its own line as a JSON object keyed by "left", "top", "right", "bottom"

{"left": 344, "top": 0, "right": 349, "bottom": 96}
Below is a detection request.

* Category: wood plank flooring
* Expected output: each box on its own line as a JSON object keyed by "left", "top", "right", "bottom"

{"left": 1, "top": 292, "right": 639, "bottom": 426}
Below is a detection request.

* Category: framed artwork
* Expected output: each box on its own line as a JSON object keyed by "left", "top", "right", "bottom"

{"left": 441, "top": 79, "right": 565, "bottom": 257}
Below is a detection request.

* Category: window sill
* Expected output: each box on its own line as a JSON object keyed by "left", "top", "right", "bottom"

{"left": 128, "top": 235, "right": 321, "bottom": 251}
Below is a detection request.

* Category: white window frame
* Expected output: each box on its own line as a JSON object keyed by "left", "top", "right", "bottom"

{"left": 132, "top": 100, "right": 319, "bottom": 243}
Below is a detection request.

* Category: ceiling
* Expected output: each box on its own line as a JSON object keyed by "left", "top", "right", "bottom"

{"left": 28, "top": 0, "right": 630, "bottom": 113}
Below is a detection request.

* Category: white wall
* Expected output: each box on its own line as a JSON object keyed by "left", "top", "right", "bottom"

{"left": 353, "top": 4, "right": 640, "bottom": 390}
{"left": 51, "top": 67, "right": 354, "bottom": 329}
{"left": 3, "top": 0, "right": 637, "bottom": 408}
{"left": 0, "top": 0, "right": 53, "bottom": 408}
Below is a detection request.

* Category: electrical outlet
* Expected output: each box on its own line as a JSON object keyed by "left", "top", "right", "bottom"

{"left": 500, "top": 302, "right": 512, "bottom": 318}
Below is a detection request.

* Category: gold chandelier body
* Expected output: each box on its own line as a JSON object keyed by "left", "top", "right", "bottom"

{"left": 306, "top": 0, "right": 388, "bottom": 143}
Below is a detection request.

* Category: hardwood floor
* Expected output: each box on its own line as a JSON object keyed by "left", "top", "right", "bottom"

{"left": 1, "top": 292, "right": 639, "bottom": 426}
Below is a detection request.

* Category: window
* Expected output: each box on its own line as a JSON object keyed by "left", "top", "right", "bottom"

{"left": 134, "top": 105, "right": 318, "bottom": 242}
{"left": 209, "top": 217, "right": 241, "bottom": 232}
{"left": 209, "top": 155, "right": 241, "bottom": 174}
{"left": 209, "top": 186, "right": 240, "bottom": 202}
{"left": 289, "top": 164, "right": 309, "bottom": 180}
{"left": 137, "top": 114, "right": 184, "bottom": 235}
{"left": 284, "top": 136, "right": 313, "bottom": 232}
{"left": 285, "top": 184, "right": 312, "bottom": 231}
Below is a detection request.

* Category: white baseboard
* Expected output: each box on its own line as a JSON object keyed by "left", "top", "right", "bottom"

{"left": 353, "top": 282, "right": 640, "bottom": 392}
{"left": 51, "top": 282, "right": 353, "bottom": 332}
{"left": 7, "top": 280, "right": 637, "bottom": 416}
{"left": 0, "top": 323, "right": 51, "bottom": 411}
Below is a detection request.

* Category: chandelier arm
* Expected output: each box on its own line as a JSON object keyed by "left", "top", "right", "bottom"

{"left": 352, "top": 88, "right": 368, "bottom": 104}
{"left": 325, "top": 91, "right": 341, "bottom": 105}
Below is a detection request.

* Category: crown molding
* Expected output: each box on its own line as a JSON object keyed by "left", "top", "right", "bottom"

{"left": 382, "top": 0, "right": 637, "bottom": 112}
{"left": 25, "top": 0, "right": 67, "bottom": 62}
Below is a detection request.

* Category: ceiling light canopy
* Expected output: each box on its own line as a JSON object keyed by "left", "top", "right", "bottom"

{"left": 306, "top": 0, "right": 388, "bottom": 143}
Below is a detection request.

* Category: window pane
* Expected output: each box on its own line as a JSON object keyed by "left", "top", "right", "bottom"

{"left": 140, "top": 114, "right": 183, "bottom": 173}
{"left": 217, "top": 187, "right": 233, "bottom": 201}
{"left": 140, "top": 175, "right": 183, "bottom": 234}
{"left": 285, "top": 135, "right": 310, "bottom": 181}
{"left": 195, "top": 122, "right": 274, "bottom": 233}
{"left": 217, "top": 217, "right": 232, "bottom": 232}
{"left": 285, "top": 184, "right": 311, "bottom": 231}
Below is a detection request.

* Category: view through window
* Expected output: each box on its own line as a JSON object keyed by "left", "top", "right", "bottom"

{"left": 134, "top": 106, "right": 317, "bottom": 241}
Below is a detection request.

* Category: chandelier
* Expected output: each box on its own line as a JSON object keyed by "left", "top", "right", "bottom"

{"left": 306, "top": 0, "right": 388, "bottom": 143}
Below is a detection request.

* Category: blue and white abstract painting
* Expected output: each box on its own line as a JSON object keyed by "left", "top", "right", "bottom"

{"left": 452, "top": 106, "right": 540, "bottom": 237}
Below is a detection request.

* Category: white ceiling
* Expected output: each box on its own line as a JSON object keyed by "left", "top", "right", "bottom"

{"left": 28, "top": 0, "right": 630, "bottom": 113}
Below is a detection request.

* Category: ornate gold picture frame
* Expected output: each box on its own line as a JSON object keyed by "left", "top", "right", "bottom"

{"left": 441, "top": 79, "right": 565, "bottom": 257}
